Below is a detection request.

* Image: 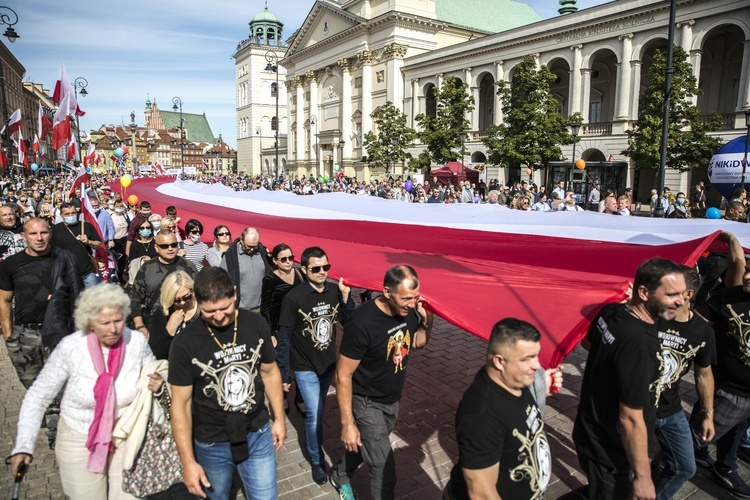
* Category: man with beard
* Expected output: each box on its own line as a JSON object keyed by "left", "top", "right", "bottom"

{"left": 574, "top": 257, "right": 686, "bottom": 499}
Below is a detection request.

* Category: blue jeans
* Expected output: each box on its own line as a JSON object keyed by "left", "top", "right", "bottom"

{"left": 82, "top": 272, "right": 102, "bottom": 289}
{"left": 295, "top": 365, "right": 335, "bottom": 465}
{"left": 742, "top": 425, "right": 750, "bottom": 449}
{"left": 193, "top": 422, "right": 277, "bottom": 500}
{"left": 654, "top": 411, "right": 696, "bottom": 500}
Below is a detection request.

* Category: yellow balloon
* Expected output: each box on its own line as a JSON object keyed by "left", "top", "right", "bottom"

{"left": 120, "top": 175, "right": 132, "bottom": 188}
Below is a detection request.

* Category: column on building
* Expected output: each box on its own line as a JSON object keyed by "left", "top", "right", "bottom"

{"left": 338, "top": 58, "right": 353, "bottom": 163}
{"left": 359, "top": 51, "right": 373, "bottom": 137}
{"left": 614, "top": 34, "right": 633, "bottom": 120}
{"left": 464, "top": 67, "right": 478, "bottom": 131}
{"left": 580, "top": 68, "right": 592, "bottom": 123}
{"left": 307, "top": 70, "right": 319, "bottom": 169}
{"left": 411, "top": 79, "right": 420, "bottom": 130}
{"left": 569, "top": 45, "right": 583, "bottom": 117}
{"left": 385, "top": 43, "right": 407, "bottom": 105}
{"left": 285, "top": 80, "right": 294, "bottom": 161}
{"left": 494, "top": 61, "right": 504, "bottom": 125}
{"left": 678, "top": 20, "right": 698, "bottom": 105}
{"left": 295, "top": 77, "right": 305, "bottom": 162}
{"left": 436, "top": 73, "right": 443, "bottom": 89}
{"left": 738, "top": 41, "right": 750, "bottom": 109}
{"left": 629, "top": 61, "right": 642, "bottom": 119}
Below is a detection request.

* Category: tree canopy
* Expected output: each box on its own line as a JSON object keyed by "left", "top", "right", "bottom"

{"left": 362, "top": 101, "right": 417, "bottom": 173}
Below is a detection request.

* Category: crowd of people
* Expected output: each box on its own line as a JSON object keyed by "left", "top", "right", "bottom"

{"left": 0, "top": 169, "right": 748, "bottom": 500}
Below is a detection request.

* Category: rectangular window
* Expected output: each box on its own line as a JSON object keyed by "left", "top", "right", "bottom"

{"left": 589, "top": 102, "right": 601, "bottom": 123}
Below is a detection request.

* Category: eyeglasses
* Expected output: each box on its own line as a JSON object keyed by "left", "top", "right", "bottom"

{"left": 19, "top": 199, "right": 27, "bottom": 203}
{"left": 216, "top": 231, "right": 231, "bottom": 237}
{"left": 277, "top": 255, "right": 294, "bottom": 263}
{"left": 174, "top": 292, "right": 193, "bottom": 304}
{"left": 308, "top": 264, "right": 331, "bottom": 273}
{"left": 140, "top": 225, "right": 152, "bottom": 230}
{"left": 156, "top": 242, "right": 179, "bottom": 249}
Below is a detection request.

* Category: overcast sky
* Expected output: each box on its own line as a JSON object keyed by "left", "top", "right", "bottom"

{"left": 7, "top": 0, "right": 609, "bottom": 148}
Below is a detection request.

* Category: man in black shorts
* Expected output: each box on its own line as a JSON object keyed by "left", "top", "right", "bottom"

{"left": 574, "top": 257, "right": 686, "bottom": 499}
{"left": 331, "top": 265, "right": 434, "bottom": 499}
{"left": 169, "top": 266, "right": 286, "bottom": 499}
{"left": 446, "top": 318, "right": 552, "bottom": 499}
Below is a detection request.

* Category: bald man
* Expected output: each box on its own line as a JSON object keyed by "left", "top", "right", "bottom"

{"left": 220, "top": 227, "right": 272, "bottom": 312}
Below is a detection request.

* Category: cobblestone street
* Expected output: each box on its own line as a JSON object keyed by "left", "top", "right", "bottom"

{"left": 0, "top": 308, "right": 747, "bottom": 499}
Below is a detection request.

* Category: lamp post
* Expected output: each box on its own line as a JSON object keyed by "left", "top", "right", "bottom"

{"left": 0, "top": 6, "right": 19, "bottom": 167}
{"left": 742, "top": 109, "right": 750, "bottom": 191}
{"left": 339, "top": 140, "right": 345, "bottom": 178}
{"left": 72, "top": 77, "right": 88, "bottom": 164}
{"left": 265, "top": 51, "right": 280, "bottom": 180}
{"left": 310, "top": 115, "right": 318, "bottom": 176}
{"left": 460, "top": 130, "right": 467, "bottom": 169}
{"left": 172, "top": 96, "right": 184, "bottom": 177}
{"left": 654, "top": 0, "right": 677, "bottom": 218}
{"left": 129, "top": 111, "right": 137, "bottom": 174}
{"left": 570, "top": 121, "right": 581, "bottom": 189}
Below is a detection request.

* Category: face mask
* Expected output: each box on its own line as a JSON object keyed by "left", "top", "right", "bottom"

{"left": 63, "top": 216, "right": 78, "bottom": 225}
{"left": 677, "top": 197, "right": 685, "bottom": 205}
{"left": 152, "top": 221, "right": 161, "bottom": 231}
{"left": 139, "top": 228, "right": 152, "bottom": 238}
{"left": 489, "top": 199, "right": 498, "bottom": 204}
{"left": 108, "top": 204, "right": 115, "bottom": 210}
{"left": 141, "top": 211, "right": 151, "bottom": 218}
{"left": 189, "top": 234, "right": 201, "bottom": 243}
{"left": 45, "top": 190, "right": 51, "bottom": 195}
{"left": 115, "top": 208, "right": 124, "bottom": 214}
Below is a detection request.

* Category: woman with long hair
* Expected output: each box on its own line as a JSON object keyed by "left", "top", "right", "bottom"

{"left": 147, "top": 271, "right": 198, "bottom": 360}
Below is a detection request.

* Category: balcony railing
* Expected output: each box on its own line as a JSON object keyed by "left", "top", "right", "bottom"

{"left": 582, "top": 122, "right": 613, "bottom": 136}
{"left": 700, "top": 113, "right": 735, "bottom": 130}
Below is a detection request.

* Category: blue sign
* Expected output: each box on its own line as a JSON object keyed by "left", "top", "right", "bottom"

{"left": 708, "top": 136, "right": 749, "bottom": 200}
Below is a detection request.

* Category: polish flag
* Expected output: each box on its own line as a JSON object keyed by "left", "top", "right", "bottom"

{"left": 94, "top": 151, "right": 102, "bottom": 165}
{"left": 51, "top": 61, "right": 85, "bottom": 117}
{"left": 68, "top": 165, "right": 90, "bottom": 197}
{"left": 0, "top": 151, "right": 7, "bottom": 169}
{"left": 154, "top": 161, "right": 165, "bottom": 175}
{"left": 38, "top": 104, "right": 53, "bottom": 140}
{"left": 607, "top": 154, "right": 614, "bottom": 162}
{"left": 83, "top": 143, "right": 95, "bottom": 167}
{"left": 81, "top": 183, "right": 109, "bottom": 265}
{"left": 52, "top": 94, "right": 72, "bottom": 150}
{"left": 202, "top": 159, "right": 209, "bottom": 169}
{"left": 0, "top": 109, "right": 22, "bottom": 136}
{"left": 67, "top": 140, "right": 78, "bottom": 163}
{"left": 14, "top": 130, "right": 28, "bottom": 167}
{"left": 33, "top": 134, "right": 39, "bottom": 155}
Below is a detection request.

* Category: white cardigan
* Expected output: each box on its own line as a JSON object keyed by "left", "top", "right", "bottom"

{"left": 13, "top": 329, "right": 155, "bottom": 456}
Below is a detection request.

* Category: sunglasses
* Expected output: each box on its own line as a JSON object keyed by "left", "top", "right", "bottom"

{"left": 308, "top": 264, "right": 331, "bottom": 274}
{"left": 157, "top": 242, "right": 179, "bottom": 249}
{"left": 216, "top": 231, "right": 231, "bottom": 237}
{"left": 174, "top": 292, "right": 193, "bottom": 304}
{"left": 189, "top": 230, "right": 201, "bottom": 234}
{"left": 277, "top": 255, "right": 294, "bottom": 263}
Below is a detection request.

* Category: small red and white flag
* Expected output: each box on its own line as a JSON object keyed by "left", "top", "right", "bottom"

{"left": 52, "top": 94, "right": 72, "bottom": 150}
{"left": 68, "top": 165, "right": 90, "bottom": 198}
{"left": 33, "top": 134, "right": 40, "bottom": 155}
{"left": 52, "top": 61, "right": 85, "bottom": 117}
{"left": 67, "top": 140, "right": 78, "bottom": 163}
{"left": 607, "top": 154, "right": 614, "bottom": 162}
{"left": 0, "top": 151, "right": 7, "bottom": 169}
{"left": 14, "top": 130, "right": 28, "bottom": 167}
{"left": 83, "top": 143, "right": 95, "bottom": 167}
{"left": 154, "top": 161, "right": 165, "bottom": 175}
{"left": 0, "top": 109, "right": 22, "bottom": 136}
{"left": 81, "top": 183, "right": 109, "bottom": 265}
{"left": 202, "top": 159, "right": 209, "bottom": 170}
{"left": 38, "top": 104, "right": 53, "bottom": 141}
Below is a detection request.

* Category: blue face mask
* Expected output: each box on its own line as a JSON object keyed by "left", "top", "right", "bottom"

{"left": 677, "top": 197, "right": 685, "bottom": 205}
{"left": 151, "top": 221, "right": 161, "bottom": 231}
{"left": 63, "top": 216, "right": 78, "bottom": 225}
{"left": 139, "top": 228, "right": 152, "bottom": 238}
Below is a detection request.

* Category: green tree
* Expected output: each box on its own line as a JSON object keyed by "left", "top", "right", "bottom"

{"left": 482, "top": 55, "right": 574, "bottom": 170}
{"left": 623, "top": 45, "right": 722, "bottom": 172}
{"left": 362, "top": 101, "right": 417, "bottom": 174}
{"left": 412, "top": 76, "right": 475, "bottom": 168}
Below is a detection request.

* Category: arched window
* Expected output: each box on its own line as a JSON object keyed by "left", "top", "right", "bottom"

{"left": 271, "top": 116, "right": 278, "bottom": 131}
{"left": 271, "top": 82, "right": 278, "bottom": 98}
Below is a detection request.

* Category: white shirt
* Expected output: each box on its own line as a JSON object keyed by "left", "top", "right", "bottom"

{"left": 13, "top": 329, "right": 155, "bottom": 456}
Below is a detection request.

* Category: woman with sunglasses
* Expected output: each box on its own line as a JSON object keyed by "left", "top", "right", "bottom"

{"left": 206, "top": 225, "right": 232, "bottom": 267}
{"left": 128, "top": 220, "right": 157, "bottom": 261}
{"left": 182, "top": 218, "right": 209, "bottom": 271}
{"left": 147, "top": 271, "right": 198, "bottom": 360}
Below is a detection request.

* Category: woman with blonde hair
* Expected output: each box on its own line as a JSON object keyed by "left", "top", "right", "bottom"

{"left": 147, "top": 270, "right": 198, "bottom": 360}
{"left": 9, "top": 283, "right": 160, "bottom": 499}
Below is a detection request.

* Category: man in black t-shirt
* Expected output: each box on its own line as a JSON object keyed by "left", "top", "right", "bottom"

{"left": 651, "top": 266, "right": 716, "bottom": 500}
{"left": 50, "top": 202, "right": 102, "bottom": 288}
{"left": 276, "top": 246, "right": 355, "bottom": 485}
{"left": 574, "top": 257, "right": 686, "bottom": 500}
{"left": 331, "top": 265, "right": 434, "bottom": 500}
{"left": 446, "top": 318, "right": 551, "bottom": 499}
{"left": 0, "top": 203, "right": 24, "bottom": 261}
{"left": 693, "top": 255, "right": 750, "bottom": 497}
{"left": 169, "top": 267, "right": 285, "bottom": 499}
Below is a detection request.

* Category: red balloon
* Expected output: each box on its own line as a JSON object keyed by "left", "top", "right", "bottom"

{"left": 127, "top": 194, "right": 139, "bottom": 206}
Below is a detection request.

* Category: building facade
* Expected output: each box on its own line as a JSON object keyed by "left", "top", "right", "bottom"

{"left": 233, "top": 6, "right": 288, "bottom": 176}
{"left": 272, "top": 0, "right": 748, "bottom": 199}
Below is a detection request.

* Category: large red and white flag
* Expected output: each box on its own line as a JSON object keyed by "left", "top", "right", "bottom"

{"left": 52, "top": 94, "right": 72, "bottom": 150}
{"left": 38, "top": 104, "right": 53, "bottom": 140}
{"left": 0, "top": 151, "right": 7, "bottom": 169}
{"left": 51, "top": 61, "right": 85, "bottom": 117}
{"left": 67, "top": 140, "right": 79, "bottom": 163}
{"left": 0, "top": 109, "right": 22, "bottom": 136}
{"left": 33, "top": 134, "right": 40, "bottom": 155}
{"left": 81, "top": 184, "right": 109, "bottom": 265}
{"left": 14, "top": 130, "right": 28, "bottom": 167}
{"left": 68, "top": 165, "right": 90, "bottom": 198}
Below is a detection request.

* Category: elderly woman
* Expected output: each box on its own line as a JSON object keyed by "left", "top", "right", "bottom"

{"left": 206, "top": 225, "right": 232, "bottom": 267}
{"left": 147, "top": 271, "right": 199, "bottom": 360}
{"left": 9, "top": 283, "right": 159, "bottom": 500}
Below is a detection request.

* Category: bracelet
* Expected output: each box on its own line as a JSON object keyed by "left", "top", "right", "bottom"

{"left": 701, "top": 408, "right": 714, "bottom": 415}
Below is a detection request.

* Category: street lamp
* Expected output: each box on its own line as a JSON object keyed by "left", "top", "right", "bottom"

{"left": 339, "top": 140, "right": 345, "bottom": 178}
{"left": 742, "top": 109, "right": 750, "bottom": 191}
{"left": 68, "top": 77, "right": 88, "bottom": 165}
{"left": 0, "top": 7, "right": 20, "bottom": 167}
{"left": 310, "top": 115, "right": 318, "bottom": 176}
{"left": 570, "top": 121, "right": 581, "bottom": 189}
{"left": 460, "top": 131, "right": 467, "bottom": 169}
{"left": 130, "top": 111, "right": 137, "bottom": 174}
{"left": 265, "top": 51, "right": 280, "bottom": 180}
{"left": 172, "top": 97, "right": 184, "bottom": 177}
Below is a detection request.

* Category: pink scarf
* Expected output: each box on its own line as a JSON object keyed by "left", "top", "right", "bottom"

{"left": 84, "top": 331, "right": 125, "bottom": 474}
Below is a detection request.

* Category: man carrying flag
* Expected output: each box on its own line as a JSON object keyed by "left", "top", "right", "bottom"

{"left": 50, "top": 198, "right": 102, "bottom": 288}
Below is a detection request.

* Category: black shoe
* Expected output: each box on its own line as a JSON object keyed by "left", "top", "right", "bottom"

{"left": 712, "top": 467, "right": 750, "bottom": 498}
{"left": 311, "top": 463, "right": 327, "bottom": 485}
{"left": 695, "top": 448, "right": 715, "bottom": 469}
{"left": 738, "top": 446, "right": 750, "bottom": 465}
